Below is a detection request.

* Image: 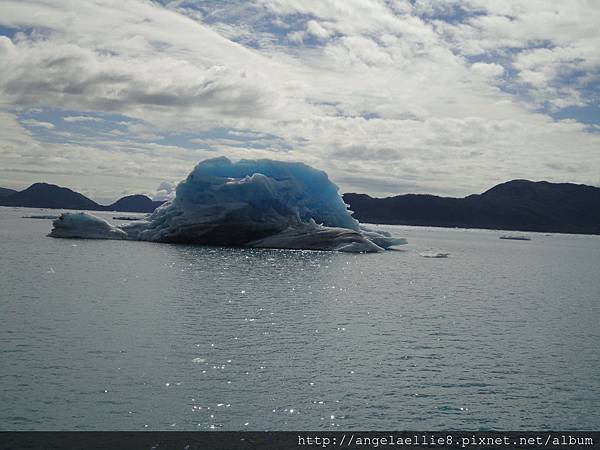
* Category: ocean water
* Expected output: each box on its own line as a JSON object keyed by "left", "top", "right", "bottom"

{"left": 1, "top": 207, "right": 599, "bottom": 430}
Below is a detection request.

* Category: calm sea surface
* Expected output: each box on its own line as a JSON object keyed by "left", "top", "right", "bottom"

{"left": 1, "top": 207, "right": 599, "bottom": 430}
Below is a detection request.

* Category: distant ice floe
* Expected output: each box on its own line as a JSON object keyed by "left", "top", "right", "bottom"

{"left": 499, "top": 235, "right": 531, "bottom": 241}
{"left": 418, "top": 251, "right": 450, "bottom": 258}
{"left": 48, "top": 157, "right": 407, "bottom": 253}
{"left": 23, "top": 214, "right": 60, "bottom": 219}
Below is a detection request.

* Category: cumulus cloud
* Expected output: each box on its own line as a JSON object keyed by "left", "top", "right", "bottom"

{"left": 153, "top": 180, "right": 176, "bottom": 201}
{"left": 306, "top": 20, "right": 331, "bottom": 39}
{"left": 433, "top": 1, "right": 600, "bottom": 108}
{"left": 470, "top": 62, "right": 504, "bottom": 78}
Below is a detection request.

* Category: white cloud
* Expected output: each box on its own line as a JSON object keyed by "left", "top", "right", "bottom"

{"left": 20, "top": 118, "right": 55, "bottom": 129}
{"left": 471, "top": 62, "right": 504, "bottom": 78}
{"left": 153, "top": 180, "right": 176, "bottom": 201}
{"left": 63, "top": 115, "right": 105, "bottom": 123}
{"left": 306, "top": 20, "right": 331, "bottom": 39}
{"left": 0, "top": 39, "right": 279, "bottom": 123}
{"left": 0, "top": 0, "right": 598, "bottom": 199}
{"left": 433, "top": 1, "right": 600, "bottom": 108}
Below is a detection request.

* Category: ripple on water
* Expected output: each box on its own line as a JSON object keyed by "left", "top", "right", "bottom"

{"left": 1, "top": 212, "right": 600, "bottom": 429}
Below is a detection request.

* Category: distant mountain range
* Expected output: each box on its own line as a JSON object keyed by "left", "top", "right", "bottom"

{"left": 343, "top": 179, "right": 600, "bottom": 235}
{"left": 0, "top": 183, "right": 164, "bottom": 213}
{"left": 1, "top": 179, "right": 599, "bottom": 234}
{"left": 0, "top": 187, "right": 18, "bottom": 197}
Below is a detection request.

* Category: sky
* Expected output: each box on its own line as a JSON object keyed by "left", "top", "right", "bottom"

{"left": 0, "top": 0, "right": 599, "bottom": 203}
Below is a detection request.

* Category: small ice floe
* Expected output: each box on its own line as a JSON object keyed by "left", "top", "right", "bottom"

{"left": 499, "top": 235, "right": 531, "bottom": 241}
{"left": 48, "top": 212, "right": 127, "bottom": 240}
{"left": 23, "top": 214, "right": 60, "bottom": 219}
{"left": 418, "top": 251, "right": 450, "bottom": 258}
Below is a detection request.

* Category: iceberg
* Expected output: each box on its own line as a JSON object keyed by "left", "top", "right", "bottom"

{"left": 48, "top": 157, "right": 406, "bottom": 253}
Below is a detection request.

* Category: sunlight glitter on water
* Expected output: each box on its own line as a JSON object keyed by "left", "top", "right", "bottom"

{"left": 1, "top": 208, "right": 600, "bottom": 429}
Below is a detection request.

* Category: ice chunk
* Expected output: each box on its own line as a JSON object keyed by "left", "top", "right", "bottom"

{"left": 249, "top": 223, "right": 384, "bottom": 252}
{"left": 49, "top": 157, "right": 406, "bottom": 252}
{"left": 499, "top": 235, "right": 531, "bottom": 241}
{"left": 48, "top": 212, "right": 127, "bottom": 240}
{"left": 418, "top": 251, "right": 450, "bottom": 258}
{"left": 360, "top": 226, "right": 407, "bottom": 249}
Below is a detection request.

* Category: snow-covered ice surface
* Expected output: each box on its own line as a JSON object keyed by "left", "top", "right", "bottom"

{"left": 48, "top": 157, "right": 406, "bottom": 252}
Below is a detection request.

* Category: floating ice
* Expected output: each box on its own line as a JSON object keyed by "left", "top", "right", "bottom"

{"left": 499, "top": 235, "right": 531, "bottom": 241}
{"left": 359, "top": 226, "right": 407, "bottom": 249}
{"left": 49, "top": 157, "right": 406, "bottom": 252}
{"left": 49, "top": 212, "right": 127, "bottom": 240}
{"left": 418, "top": 251, "right": 450, "bottom": 258}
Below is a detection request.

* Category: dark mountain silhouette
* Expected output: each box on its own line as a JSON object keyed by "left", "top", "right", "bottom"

{"left": 343, "top": 180, "right": 600, "bottom": 235}
{"left": 0, "top": 183, "right": 164, "bottom": 213}
{"left": 0, "top": 187, "right": 18, "bottom": 197}
{"left": 2, "top": 179, "right": 599, "bottom": 233}
{"left": 0, "top": 183, "right": 101, "bottom": 210}
{"left": 107, "top": 195, "right": 164, "bottom": 213}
